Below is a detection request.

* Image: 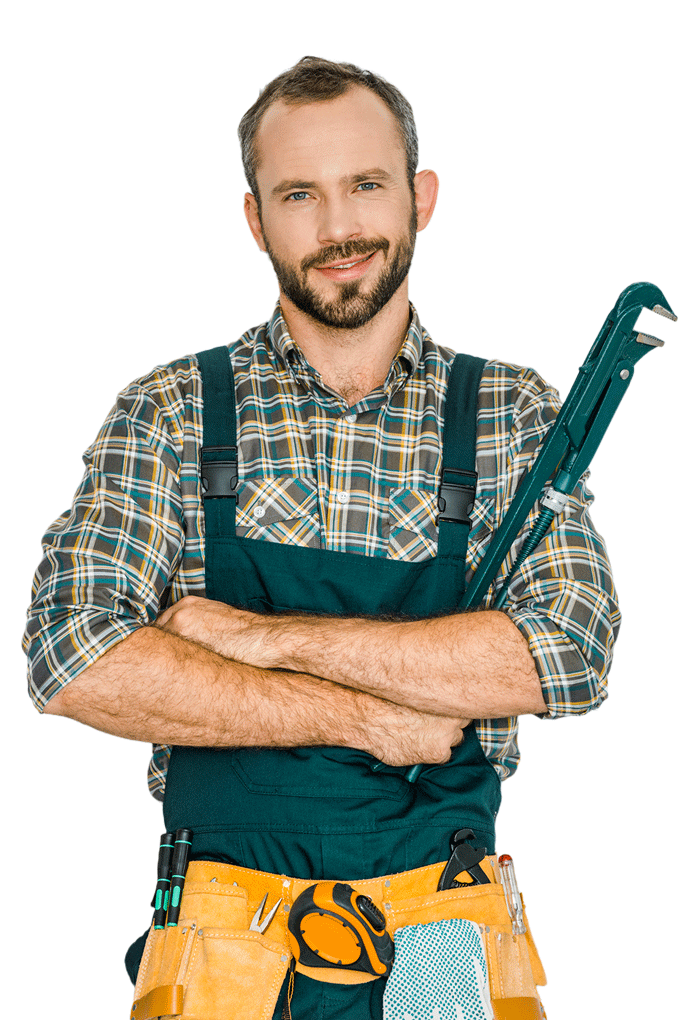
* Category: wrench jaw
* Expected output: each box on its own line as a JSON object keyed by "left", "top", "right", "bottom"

{"left": 632, "top": 292, "right": 677, "bottom": 349}
{"left": 635, "top": 299, "right": 678, "bottom": 348}
{"left": 635, "top": 332, "right": 665, "bottom": 347}
{"left": 652, "top": 303, "right": 678, "bottom": 322}
{"left": 613, "top": 281, "right": 675, "bottom": 321}
{"left": 610, "top": 283, "right": 676, "bottom": 357}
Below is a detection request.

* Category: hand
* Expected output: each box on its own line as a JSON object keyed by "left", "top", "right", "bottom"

{"left": 359, "top": 697, "right": 471, "bottom": 767}
{"left": 156, "top": 596, "right": 278, "bottom": 666}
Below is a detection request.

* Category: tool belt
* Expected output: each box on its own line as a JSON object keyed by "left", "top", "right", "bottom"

{"left": 131, "top": 857, "right": 546, "bottom": 1020}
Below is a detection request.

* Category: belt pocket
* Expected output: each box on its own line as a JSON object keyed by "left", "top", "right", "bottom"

{"left": 383, "top": 918, "right": 494, "bottom": 1020}
{"left": 132, "top": 921, "right": 198, "bottom": 1019}
{"left": 131, "top": 920, "right": 291, "bottom": 1020}
{"left": 181, "top": 927, "right": 291, "bottom": 1020}
{"left": 484, "top": 906, "right": 545, "bottom": 1002}
{"left": 385, "top": 879, "right": 546, "bottom": 1012}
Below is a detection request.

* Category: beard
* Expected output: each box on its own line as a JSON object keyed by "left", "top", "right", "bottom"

{"left": 260, "top": 198, "right": 418, "bottom": 330}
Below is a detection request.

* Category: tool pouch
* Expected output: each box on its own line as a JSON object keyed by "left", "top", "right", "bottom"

{"left": 384, "top": 873, "right": 545, "bottom": 1019}
{"left": 131, "top": 860, "right": 545, "bottom": 1019}
{"left": 130, "top": 879, "right": 291, "bottom": 1020}
{"left": 383, "top": 917, "right": 495, "bottom": 1019}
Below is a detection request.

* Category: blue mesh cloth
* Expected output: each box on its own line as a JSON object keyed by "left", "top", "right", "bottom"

{"left": 383, "top": 919, "right": 494, "bottom": 1020}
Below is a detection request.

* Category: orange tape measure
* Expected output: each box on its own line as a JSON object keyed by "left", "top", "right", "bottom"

{"left": 287, "top": 882, "right": 394, "bottom": 978}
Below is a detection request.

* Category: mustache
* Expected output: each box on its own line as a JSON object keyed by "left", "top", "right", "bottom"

{"left": 301, "top": 237, "right": 390, "bottom": 273}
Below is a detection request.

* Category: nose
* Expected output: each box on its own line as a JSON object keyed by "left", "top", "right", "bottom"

{"left": 316, "top": 192, "right": 362, "bottom": 248}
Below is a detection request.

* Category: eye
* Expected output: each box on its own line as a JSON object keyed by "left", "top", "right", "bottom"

{"left": 286, "top": 191, "right": 310, "bottom": 202}
{"left": 357, "top": 182, "right": 379, "bottom": 192}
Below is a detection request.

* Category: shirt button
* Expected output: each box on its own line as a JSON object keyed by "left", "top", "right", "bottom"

{"left": 345, "top": 413, "right": 357, "bottom": 423}
{"left": 337, "top": 491, "right": 350, "bottom": 505}
{"left": 253, "top": 505, "right": 266, "bottom": 519}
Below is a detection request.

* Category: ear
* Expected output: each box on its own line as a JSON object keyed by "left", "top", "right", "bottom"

{"left": 244, "top": 193, "right": 267, "bottom": 252}
{"left": 413, "top": 169, "right": 439, "bottom": 232}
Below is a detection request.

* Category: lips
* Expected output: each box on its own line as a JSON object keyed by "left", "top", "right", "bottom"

{"left": 319, "top": 252, "right": 376, "bottom": 270}
{"left": 315, "top": 250, "right": 378, "bottom": 281}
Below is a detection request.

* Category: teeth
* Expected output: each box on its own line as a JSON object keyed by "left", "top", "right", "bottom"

{"left": 326, "top": 253, "right": 372, "bottom": 270}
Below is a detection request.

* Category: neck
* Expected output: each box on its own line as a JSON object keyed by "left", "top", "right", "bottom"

{"left": 279, "top": 284, "right": 411, "bottom": 405}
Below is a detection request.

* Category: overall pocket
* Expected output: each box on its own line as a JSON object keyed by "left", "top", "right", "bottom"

{"left": 232, "top": 745, "right": 408, "bottom": 800}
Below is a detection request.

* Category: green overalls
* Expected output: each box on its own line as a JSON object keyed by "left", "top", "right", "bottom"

{"left": 161, "top": 345, "right": 502, "bottom": 1018}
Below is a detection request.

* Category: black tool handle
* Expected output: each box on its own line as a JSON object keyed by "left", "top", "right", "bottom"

{"left": 152, "top": 831, "right": 176, "bottom": 929}
{"left": 438, "top": 842, "right": 490, "bottom": 891}
{"left": 165, "top": 828, "right": 193, "bottom": 927}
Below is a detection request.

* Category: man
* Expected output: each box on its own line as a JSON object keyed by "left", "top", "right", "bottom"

{"left": 23, "top": 57, "right": 618, "bottom": 1018}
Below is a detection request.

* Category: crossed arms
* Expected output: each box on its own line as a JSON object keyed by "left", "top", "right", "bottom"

{"left": 28, "top": 357, "right": 619, "bottom": 771}
{"left": 44, "top": 598, "right": 544, "bottom": 767}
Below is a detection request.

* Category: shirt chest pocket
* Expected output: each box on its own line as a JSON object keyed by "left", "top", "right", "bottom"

{"left": 466, "top": 496, "right": 498, "bottom": 578}
{"left": 388, "top": 489, "right": 497, "bottom": 565}
{"left": 235, "top": 476, "right": 321, "bottom": 547}
{"left": 387, "top": 488, "right": 440, "bottom": 560}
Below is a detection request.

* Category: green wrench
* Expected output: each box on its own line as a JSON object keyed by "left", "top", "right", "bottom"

{"left": 403, "top": 282, "right": 676, "bottom": 784}
{"left": 462, "top": 281, "right": 676, "bottom": 611}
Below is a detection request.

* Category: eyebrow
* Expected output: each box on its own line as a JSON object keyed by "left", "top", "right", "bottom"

{"left": 271, "top": 168, "right": 394, "bottom": 197}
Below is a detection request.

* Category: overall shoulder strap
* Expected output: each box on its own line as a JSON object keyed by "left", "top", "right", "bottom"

{"left": 195, "top": 346, "right": 238, "bottom": 539}
{"left": 438, "top": 353, "right": 486, "bottom": 560}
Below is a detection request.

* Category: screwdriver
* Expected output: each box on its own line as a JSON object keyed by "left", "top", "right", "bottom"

{"left": 498, "top": 854, "right": 526, "bottom": 935}
{"left": 151, "top": 831, "right": 176, "bottom": 930}
{"left": 165, "top": 828, "right": 193, "bottom": 928}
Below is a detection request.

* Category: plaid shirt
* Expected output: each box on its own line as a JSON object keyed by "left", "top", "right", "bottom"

{"left": 23, "top": 304, "right": 620, "bottom": 799}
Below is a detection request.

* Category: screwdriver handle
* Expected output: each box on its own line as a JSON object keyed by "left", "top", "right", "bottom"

{"left": 165, "top": 828, "right": 193, "bottom": 928}
{"left": 498, "top": 854, "right": 525, "bottom": 934}
{"left": 152, "top": 831, "right": 176, "bottom": 929}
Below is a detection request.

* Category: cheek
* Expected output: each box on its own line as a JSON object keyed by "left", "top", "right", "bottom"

{"left": 268, "top": 215, "right": 315, "bottom": 261}
{"left": 367, "top": 199, "right": 413, "bottom": 239}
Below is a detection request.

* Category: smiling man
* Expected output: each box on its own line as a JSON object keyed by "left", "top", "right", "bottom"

{"left": 24, "top": 57, "right": 619, "bottom": 1019}
{"left": 250, "top": 88, "right": 420, "bottom": 335}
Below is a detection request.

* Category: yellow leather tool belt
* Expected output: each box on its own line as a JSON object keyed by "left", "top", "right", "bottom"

{"left": 131, "top": 857, "right": 546, "bottom": 1020}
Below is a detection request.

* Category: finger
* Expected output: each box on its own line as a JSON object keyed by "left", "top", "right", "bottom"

{"left": 155, "top": 602, "right": 183, "bottom": 628}
{"left": 155, "top": 608, "right": 173, "bottom": 627}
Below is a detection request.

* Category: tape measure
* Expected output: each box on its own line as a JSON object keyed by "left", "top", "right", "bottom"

{"left": 287, "top": 882, "right": 394, "bottom": 979}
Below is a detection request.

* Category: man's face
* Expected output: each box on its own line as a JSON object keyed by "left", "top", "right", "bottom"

{"left": 247, "top": 88, "right": 421, "bottom": 330}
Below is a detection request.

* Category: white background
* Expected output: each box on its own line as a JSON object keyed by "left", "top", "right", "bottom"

{"left": 2, "top": 2, "right": 678, "bottom": 1017}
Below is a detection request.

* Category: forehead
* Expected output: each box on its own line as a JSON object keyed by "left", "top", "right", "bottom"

{"left": 255, "top": 87, "right": 406, "bottom": 193}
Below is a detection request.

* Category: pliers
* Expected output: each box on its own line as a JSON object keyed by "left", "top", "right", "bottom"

{"left": 249, "top": 893, "right": 282, "bottom": 934}
{"left": 438, "top": 829, "right": 491, "bottom": 891}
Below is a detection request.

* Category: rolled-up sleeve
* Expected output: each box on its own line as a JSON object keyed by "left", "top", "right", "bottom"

{"left": 23, "top": 377, "right": 187, "bottom": 711}
{"left": 506, "top": 474, "right": 620, "bottom": 716}
{"left": 477, "top": 361, "right": 621, "bottom": 720}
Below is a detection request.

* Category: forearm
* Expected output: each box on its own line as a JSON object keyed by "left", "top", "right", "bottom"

{"left": 161, "top": 598, "right": 546, "bottom": 718}
{"left": 42, "top": 624, "right": 470, "bottom": 765}
{"left": 43, "top": 625, "right": 371, "bottom": 748}
{"left": 265, "top": 609, "right": 546, "bottom": 718}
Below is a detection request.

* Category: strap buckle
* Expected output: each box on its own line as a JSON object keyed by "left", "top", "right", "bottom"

{"left": 438, "top": 469, "right": 477, "bottom": 527}
{"left": 201, "top": 446, "right": 239, "bottom": 500}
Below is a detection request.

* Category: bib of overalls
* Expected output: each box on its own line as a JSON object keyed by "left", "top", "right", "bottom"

{"left": 163, "top": 346, "right": 501, "bottom": 882}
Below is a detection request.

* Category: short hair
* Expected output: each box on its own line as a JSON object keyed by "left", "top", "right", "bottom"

{"left": 238, "top": 56, "right": 419, "bottom": 203}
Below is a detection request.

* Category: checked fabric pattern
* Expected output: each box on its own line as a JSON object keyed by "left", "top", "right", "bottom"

{"left": 24, "top": 301, "right": 620, "bottom": 799}
{"left": 383, "top": 919, "right": 494, "bottom": 1020}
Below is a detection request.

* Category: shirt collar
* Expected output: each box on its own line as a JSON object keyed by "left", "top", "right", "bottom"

{"left": 396, "top": 304, "right": 423, "bottom": 375}
{"left": 266, "top": 301, "right": 424, "bottom": 380}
